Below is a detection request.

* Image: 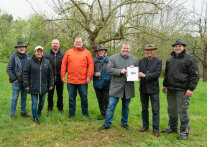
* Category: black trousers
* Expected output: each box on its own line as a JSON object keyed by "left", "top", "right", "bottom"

{"left": 140, "top": 92, "right": 160, "bottom": 132}
{"left": 47, "top": 81, "right": 64, "bottom": 111}
{"left": 167, "top": 90, "right": 190, "bottom": 135}
{"left": 94, "top": 85, "right": 110, "bottom": 116}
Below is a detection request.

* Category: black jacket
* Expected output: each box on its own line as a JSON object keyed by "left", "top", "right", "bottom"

{"left": 139, "top": 57, "right": 162, "bottom": 94}
{"left": 45, "top": 49, "right": 65, "bottom": 82}
{"left": 23, "top": 55, "right": 54, "bottom": 94}
{"left": 163, "top": 49, "right": 199, "bottom": 91}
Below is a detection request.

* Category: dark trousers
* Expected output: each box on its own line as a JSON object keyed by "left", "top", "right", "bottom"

{"left": 67, "top": 83, "right": 88, "bottom": 116}
{"left": 47, "top": 81, "right": 64, "bottom": 111}
{"left": 167, "top": 90, "right": 190, "bottom": 135}
{"left": 140, "top": 92, "right": 160, "bottom": 132}
{"left": 94, "top": 85, "right": 109, "bottom": 116}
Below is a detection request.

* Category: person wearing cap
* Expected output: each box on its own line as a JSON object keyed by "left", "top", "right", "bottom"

{"left": 162, "top": 39, "right": 199, "bottom": 140}
{"left": 7, "top": 41, "right": 31, "bottom": 119}
{"left": 61, "top": 37, "right": 94, "bottom": 119}
{"left": 93, "top": 44, "right": 111, "bottom": 120}
{"left": 138, "top": 43, "right": 162, "bottom": 137}
{"left": 45, "top": 39, "right": 65, "bottom": 115}
{"left": 23, "top": 46, "right": 54, "bottom": 124}
{"left": 98, "top": 42, "right": 138, "bottom": 131}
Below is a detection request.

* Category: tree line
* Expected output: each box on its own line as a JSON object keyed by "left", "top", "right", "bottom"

{"left": 1, "top": 0, "right": 207, "bottom": 81}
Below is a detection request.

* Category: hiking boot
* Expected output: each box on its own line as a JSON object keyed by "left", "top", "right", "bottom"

{"left": 97, "top": 115, "right": 105, "bottom": 120}
{"left": 98, "top": 124, "right": 110, "bottom": 130}
{"left": 69, "top": 115, "right": 74, "bottom": 119}
{"left": 10, "top": 115, "right": 16, "bottom": 119}
{"left": 21, "top": 112, "right": 30, "bottom": 118}
{"left": 178, "top": 133, "right": 188, "bottom": 140}
{"left": 161, "top": 128, "right": 178, "bottom": 134}
{"left": 153, "top": 132, "right": 160, "bottom": 137}
{"left": 122, "top": 124, "right": 130, "bottom": 130}
{"left": 33, "top": 117, "right": 40, "bottom": 125}
{"left": 139, "top": 128, "right": 149, "bottom": 132}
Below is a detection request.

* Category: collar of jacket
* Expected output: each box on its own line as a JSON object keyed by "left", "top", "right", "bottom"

{"left": 94, "top": 54, "right": 108, "bottom": 62}
{"left": 120, "top": 53, "right": 129, "bottom": 59}
{"left": 171, "top": 49, "right": 186, "bottom": 58}
{"left": 74, "top": 47, "right": 85, "bottom": 51}
{"left": 146, "top": 56, "right": 154, "bottom": 60}
{"left": 32, "top": 55, "right": 44, "bottom": 63}
{"left": 50, "top": 49, "right": 60, "bottom": 54}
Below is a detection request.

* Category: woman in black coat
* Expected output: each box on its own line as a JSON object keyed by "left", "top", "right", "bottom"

{"left": 23, "top": 46, "right": 54, "bottom": 124}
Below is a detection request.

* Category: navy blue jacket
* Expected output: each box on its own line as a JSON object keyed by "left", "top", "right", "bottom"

{"left": 23, "top": 55, "right": 54, "bottom": 94}
{"left": 93, "top": 55, "right": 111, "bottom": 89}
{"left": 139, "top": 57, "right": 162, "bottom": 94}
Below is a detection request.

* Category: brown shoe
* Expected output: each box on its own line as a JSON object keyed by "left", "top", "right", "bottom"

{"left": 153, "top": 132, "right": 160, "bottom": 137}
{"left": 139, "top": 128, "right": 148, "bottom": 132}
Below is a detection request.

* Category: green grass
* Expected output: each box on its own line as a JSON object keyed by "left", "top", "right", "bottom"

{"left": 0, "top": 62, "right": 207, "bottom": 146}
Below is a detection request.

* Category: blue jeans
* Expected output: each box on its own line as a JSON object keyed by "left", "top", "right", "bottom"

{"left": 10, "top": 82, "right": 27, "bottom": 115}
{"left": 104, "top": 96, "right": 131, "bottom": 127}
{"left": 140, "top": 92, "right": 160, "bottom": 132}
{"left": 31, "top": 94, "right": 46, "bottom": 118}
{"left": 67, "top": 83, "right": 88, "bottom": 116}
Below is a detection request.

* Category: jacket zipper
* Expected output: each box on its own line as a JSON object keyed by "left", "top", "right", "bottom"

{"left": 40, "top": 62, "right": 42, "bottom": 95}
{"left": 55, "top": 53, "right": 56, "bottom": 82}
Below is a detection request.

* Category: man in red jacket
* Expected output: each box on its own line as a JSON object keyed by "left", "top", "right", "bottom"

{"left": 61, "top": 37, "right": 94, "bottom": 118}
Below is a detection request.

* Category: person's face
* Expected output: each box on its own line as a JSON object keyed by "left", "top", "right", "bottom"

{"left": 35, "top": 49, "right": 43, "bottom": 59}
{"left": 173, "top": 45, "right": 185, "bottom": 55}
{"left": 52, "top": 40, "right": 60, "bottom": 50}
{"left": 16, "top": 46, "right": 26, "bottom": 54}
{"left": 74, "top": 38, "right": 83, "bottom": 49}
{"left": 145, "top": 49, "right": 155, "bottom": 58}
{"left": 121, "top": 44, "right": 131, "bottom": 56}
{"left": 97, "top": 49, "right": 105, "bottom": 57}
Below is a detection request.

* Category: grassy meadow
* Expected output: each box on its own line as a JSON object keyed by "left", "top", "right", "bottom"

{"left": 0, "top": 62, "right": 207, "bottom": 146}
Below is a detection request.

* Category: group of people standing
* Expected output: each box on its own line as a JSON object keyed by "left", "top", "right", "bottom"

{"left": 6, "top": 37, "right": 199, "bottom": 140}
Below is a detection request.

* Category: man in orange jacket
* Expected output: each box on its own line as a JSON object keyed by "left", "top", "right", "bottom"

{"left": 61, "top": 37, "right": 94, "bottom": 118}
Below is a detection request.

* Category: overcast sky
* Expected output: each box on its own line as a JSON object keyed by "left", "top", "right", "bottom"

{"left": 0, "top": 0, "right": 204, "bottom": 19}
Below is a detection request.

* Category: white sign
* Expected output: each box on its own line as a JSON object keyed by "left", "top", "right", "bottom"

{"left": 127, "top": 67, "right": 139, "bottom": 81}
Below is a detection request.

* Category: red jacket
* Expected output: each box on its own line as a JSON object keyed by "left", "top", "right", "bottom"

{"left": 61, "top": 47, "right": 94, "bottom": 84}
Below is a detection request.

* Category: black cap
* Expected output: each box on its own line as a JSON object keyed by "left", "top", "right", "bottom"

{"left": 172, "top": 39, "right": 186, "bottom": 47}
{"left": 15, "top": 41, "right": 27, "bottom": 48}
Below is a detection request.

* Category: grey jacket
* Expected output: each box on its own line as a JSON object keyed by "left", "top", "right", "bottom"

{"left": 107, "top": 53, "right": 138, "bottom": 99}
{"left": 7, "top": 52, "right": 30, "bottom": 83}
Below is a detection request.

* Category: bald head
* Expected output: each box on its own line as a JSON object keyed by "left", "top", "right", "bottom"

{"left": 52, "top": 39, "right": 60, "bottom": 52}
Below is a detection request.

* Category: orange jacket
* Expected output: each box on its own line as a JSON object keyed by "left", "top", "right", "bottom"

{"left": 61, "top": 47, "right": 94, "bottom": 84}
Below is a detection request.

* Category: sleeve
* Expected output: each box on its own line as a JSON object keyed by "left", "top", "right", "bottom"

{"left": 23, "top": 60, "right": 31, "bottom": 87}
{"left": 188, "top": 57, "right": 200, "bottom": 91}
{"left": 61, "top": 50, "right": 69, "bottom": 78}
{"left": 107, "top": 56, "right": 121, "bottom": 76}
{"left": 48, "top": 62, "right": 54, "bottom": 87}
{"left": 145, "top": 59, "right": 162, "bottom": 81}
{"left": 87, "top": 52, "right": 94, "bottom": 79}
{"left": 7, "top": 55, "right": 16, "bottom": 82}
{"left": 163, "top": 60, "right": 168, "bottom": 87}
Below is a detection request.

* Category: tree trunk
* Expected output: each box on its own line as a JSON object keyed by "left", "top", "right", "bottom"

{"left": 203, "top": 65, "right": 207, "bottom": 81}
{"left": 89, "top": 39, "right": 96, "bottom": 57}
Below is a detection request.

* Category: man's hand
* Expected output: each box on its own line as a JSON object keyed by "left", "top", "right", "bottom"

{"left": 14, "top": 80, "right": 18, "bottom": 82}
{"left": 49, "top": 87, "right": 53, "bottom": 91}
{"left": 186, "top": 90, "right": 193, "bottom": 97}
{"left": 95, "top": 72, "right": 101, "bottom": 77}
{"left": 139, "top": 72, "right": 146, "bottom": 78}
{"left": 162, "top": 87, "right": 167, "bottom": 93}
{"left": 86, "top": 78, "right": 91, "bottom": 84}
{"left": 121, "top": 68, "right": 127, "bottom": 75}
{"left": 61, "top": 78, "right": 66, "bottom": 83}
{"left": 25, "top": 87, "right": 29, "bottom": 91}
